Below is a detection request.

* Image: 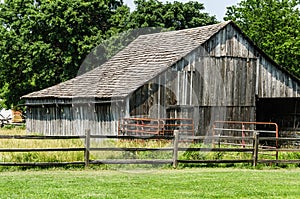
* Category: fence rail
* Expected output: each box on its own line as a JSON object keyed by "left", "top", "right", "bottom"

{"left": 0, "top": 130, "right": 300, "bottom": 168}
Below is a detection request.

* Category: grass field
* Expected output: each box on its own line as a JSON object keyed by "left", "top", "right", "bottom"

{"left": 1, "top": 168, "right": 300, "bottom": 198}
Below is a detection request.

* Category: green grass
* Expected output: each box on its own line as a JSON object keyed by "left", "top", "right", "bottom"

{"left": 0, "top": 168, "right": 300, "bottom": 198}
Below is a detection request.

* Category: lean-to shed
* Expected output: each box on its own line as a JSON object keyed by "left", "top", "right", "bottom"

{"left": 22, "top": 21, "right": 300, "bottom": 136}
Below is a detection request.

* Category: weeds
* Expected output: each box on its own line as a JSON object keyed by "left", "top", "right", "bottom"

{"left": 0, "top": 128, "right": 84, "bottom": 164}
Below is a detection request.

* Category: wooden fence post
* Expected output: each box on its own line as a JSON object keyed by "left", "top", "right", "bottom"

{"left": 85, "top": 129, "right": 91, "bottom": 167}
{"left": 253, "top": 131, "right": 259, "bottom": 167}
{"left": 173, "top": 130, "right": 179, "bottom": 168}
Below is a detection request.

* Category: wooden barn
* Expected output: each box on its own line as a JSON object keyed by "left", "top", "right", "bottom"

{"left": 22, "top": 21, "right": 300, "bottom": 136}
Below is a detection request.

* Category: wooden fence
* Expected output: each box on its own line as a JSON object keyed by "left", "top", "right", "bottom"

{"left": 0, "top": 130, "right": 300, "bottom": 168}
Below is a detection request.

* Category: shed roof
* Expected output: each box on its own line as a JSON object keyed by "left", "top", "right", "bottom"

{"left": 23, "top": 21, "right": 231, "bottom": 100}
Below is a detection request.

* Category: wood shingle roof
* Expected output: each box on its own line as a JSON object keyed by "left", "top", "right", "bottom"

{"left": 23, "top": 21, "right": 231, "bottom": 100}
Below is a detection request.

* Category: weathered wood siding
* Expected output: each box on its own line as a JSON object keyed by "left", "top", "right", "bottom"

{"left": 130, "top": 54, "right": 257, "bottom": 109}
{"left": 257, "top": 57, "right": 300, "bottom": 97}
{"left": 26, "top": 99, "right": 124, "bottom": 135}
{"left": 204, "top": 24, "right": 257, "bottom": 59}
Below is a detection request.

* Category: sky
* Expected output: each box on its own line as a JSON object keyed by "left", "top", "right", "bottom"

{"left": 123, "top": 0, "right": 241, "bottom": 21}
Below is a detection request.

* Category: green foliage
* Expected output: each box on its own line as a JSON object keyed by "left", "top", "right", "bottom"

{"left": 128, "top": 0, "right": 218, "bottom": 30}
{"left": 225, "top": 0, "right": 300, "bottom": 77}
{"left": 0, "top": 0, "right": 129, "bottom": 107}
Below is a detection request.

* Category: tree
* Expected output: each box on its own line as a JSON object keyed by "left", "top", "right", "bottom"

{"left": 0, "top": 0, "right": 218, "bottom": 108}
{"left": 128, "top": 0, "right": 218, "bottom": 30}
{"left": 0, "top": 0, "right": 129, "bottom": 107}
{"left": 224, "top": 0, "right": 300, "bottom": 77}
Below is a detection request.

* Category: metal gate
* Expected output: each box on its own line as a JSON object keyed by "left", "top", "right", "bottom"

{"left": 212, "top": 121, "right": 279, "bottom": 161}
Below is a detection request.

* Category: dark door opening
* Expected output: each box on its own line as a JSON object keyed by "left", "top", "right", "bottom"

{"left": 256, "top": 98, "right": 300, "bottom": 131}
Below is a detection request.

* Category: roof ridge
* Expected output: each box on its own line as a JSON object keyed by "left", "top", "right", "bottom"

{"left": 136, "top": 20, "right": 232, "bottom": 38}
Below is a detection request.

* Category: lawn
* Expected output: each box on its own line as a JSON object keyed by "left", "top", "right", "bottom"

{"left": 1, "top": 168, "right": 300, "bottom": 199}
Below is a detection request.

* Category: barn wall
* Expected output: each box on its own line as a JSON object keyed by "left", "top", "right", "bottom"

{"left": 26, "top": 99, "right": 124, "bottom": 135}
{"left": 197, "top": 106, "right": 255, "bottom": 135}
{"left": 129, "top": 81, "right": 177, "bottom": 118}
{"left": 257, "top": 57, "right": 300, "bottom": 98}
{"left": 192, "top": 56, "right": 257, "bottom": 106}
{"left": 204, "top": 23, "right": 300, "bottom": 98}
{"left": 130, "top": 50, "right": 257, "bottom": 111}
{"left": 204, "top": 23, "right": 257, "bottom": 59}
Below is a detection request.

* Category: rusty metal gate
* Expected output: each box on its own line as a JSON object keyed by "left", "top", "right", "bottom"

{"left": 212, "top": 121, "right": 279, "bottom": 161}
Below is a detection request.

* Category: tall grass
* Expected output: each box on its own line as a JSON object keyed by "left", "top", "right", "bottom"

{"left": 0, "top": 127, "right": 84, "bottom": 163}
